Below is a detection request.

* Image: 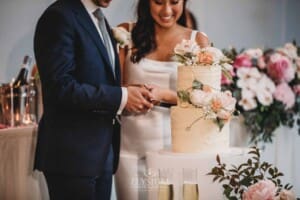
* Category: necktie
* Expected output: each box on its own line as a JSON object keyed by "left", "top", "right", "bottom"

{"left": 93, "top": 8, "right": 114, "bottom": 74}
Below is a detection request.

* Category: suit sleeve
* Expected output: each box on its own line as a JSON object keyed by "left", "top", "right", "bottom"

{"left": 34, "top": 8, "right": 122, "bottom": 114}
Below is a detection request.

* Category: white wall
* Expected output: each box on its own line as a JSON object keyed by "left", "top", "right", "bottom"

{"left": 188, "top": 0, "right": 286, "bottom": 49}
{"left": 0, "top": 0, "right": 299, "bottom": 82}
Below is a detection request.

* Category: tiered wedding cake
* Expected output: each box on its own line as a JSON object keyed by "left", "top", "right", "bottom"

{"left": 147, "top": 41, "right": 246, "bottom": 200}
{"left": 170, "top": 40, "right": 236, "bottom": 153}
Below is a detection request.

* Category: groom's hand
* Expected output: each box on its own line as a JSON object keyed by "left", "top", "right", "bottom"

{"left": 125, "top": 86, "right": 154, "bottom": 114}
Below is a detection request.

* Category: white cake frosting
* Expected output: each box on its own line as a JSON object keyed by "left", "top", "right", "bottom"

{"left": 171, "top": 65, "right": 231, "bottom": 153}
{"left": 177, "top": 65, "right": 221, "bottom": 91}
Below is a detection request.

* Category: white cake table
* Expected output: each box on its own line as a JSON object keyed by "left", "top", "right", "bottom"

{"left": 146, "top": 148, "right": 248, "bottom": 200}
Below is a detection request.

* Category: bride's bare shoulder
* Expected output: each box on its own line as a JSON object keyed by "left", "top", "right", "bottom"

{"left": 117, "top": 22, "right": 136, "bottom": 32}
{"left": 195, "top": 31, "right": 210, "bottom": 48}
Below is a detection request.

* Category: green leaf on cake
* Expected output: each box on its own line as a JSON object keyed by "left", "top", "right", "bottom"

{"left": 192, "top": 79, "right": 204, "bottom": 89}
{"left": 177, "top": 90, "right": 190, "bottom": 103}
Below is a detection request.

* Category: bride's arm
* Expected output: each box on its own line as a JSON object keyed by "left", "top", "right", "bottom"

{"left": 145, "top": 85, "right": 177, "bottom": 105}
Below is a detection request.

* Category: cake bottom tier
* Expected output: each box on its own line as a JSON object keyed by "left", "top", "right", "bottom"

{"left": 171, "top": 107, "right": 230, "bottom": 153}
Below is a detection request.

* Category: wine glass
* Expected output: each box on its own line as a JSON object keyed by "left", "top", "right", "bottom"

{"left": 182, "top": 168, "right": 199, "bottom": 200}
{"left": 158, "top": 168, "right": 174, "bottom": 200}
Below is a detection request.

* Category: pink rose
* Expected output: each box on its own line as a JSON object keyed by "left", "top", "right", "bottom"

{"left": 243, "top": 180, "right": 277, "bottom": 200}
{"left": 234, "top": 54, "right": 252, "bottom": 69}
{"left": 266, "top": 53, "right": 295, "bottom": 83}
{"left": 274, "top": 82, "right": 295, "bottom": 109}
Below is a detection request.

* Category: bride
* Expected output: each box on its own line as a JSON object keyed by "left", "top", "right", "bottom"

{"left": 114, "top": 0, "right": 210, "bottom": 199}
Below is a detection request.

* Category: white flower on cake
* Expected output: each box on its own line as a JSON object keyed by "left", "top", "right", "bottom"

{"left": 173, "top": 39, "right": 231, "bottom": 67}
{"left": 173, "top": 39, "right": 200, "bottom": 65}
{"left": 178, "top": 80, "right": 236, "bottom": 130}
{"left": 112, "top": 26, "right": 131, "bottom": 48}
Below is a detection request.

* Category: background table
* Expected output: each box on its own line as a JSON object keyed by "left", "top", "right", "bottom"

{"left": 0, "top": 126, "right": 49, "bottom": 200}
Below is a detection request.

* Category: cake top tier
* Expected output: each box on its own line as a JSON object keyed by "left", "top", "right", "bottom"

{"left": 172, "top": 39, "right": 232, "bottom": 67}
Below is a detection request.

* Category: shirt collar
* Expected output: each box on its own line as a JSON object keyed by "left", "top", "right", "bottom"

{"left": 81, "top": 0, "right": 99, "bottom": 15}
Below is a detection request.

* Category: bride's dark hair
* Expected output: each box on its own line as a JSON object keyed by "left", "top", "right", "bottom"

{"left": 131, "top": 0, "right": 188, "bottom": 63}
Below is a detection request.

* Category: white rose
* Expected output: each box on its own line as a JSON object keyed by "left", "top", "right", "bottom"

{"left": 238, "top": 96, "right": 257, "bottom": 111}
{"left": 244, "top": 48, "right": 263, "bottom": 59}
{"left": 202, "top": 47, "right": 224, "bottom": 63}
{"left": 190, "top": 90, "right": 213, "bottom": 107}
{"left": 275, "top": 189, "right": 296, "bottom": 200}
{"left": 174, "top": 39, "right": 200, "bottom": 55}
{"left": 112, "top": 27, "right": 131, "bottom": 48}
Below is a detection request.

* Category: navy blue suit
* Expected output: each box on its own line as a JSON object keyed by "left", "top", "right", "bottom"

{"left": 33, "top": 0, "right": 121, "bottom": 198}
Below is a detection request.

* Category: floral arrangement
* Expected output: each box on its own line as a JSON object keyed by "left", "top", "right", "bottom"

{"left": 173, "top": 39, "right": 236, "bottom": 130}
{"left": 111, "top": 26, "right": 131, "bottom": 49}
{"left": 208, "top": 146, "right": 297, "bottom": 200}
{"left": 222, "top": 42, "right": 300, "bottom": 143}
{"left": 177, "top": 79, "right": 236, "bottom": 130}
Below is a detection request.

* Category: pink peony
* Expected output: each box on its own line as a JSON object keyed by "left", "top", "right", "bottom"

{"left": 234, "top": 54, "right": 252, "bottom": 68}
{"left": 266, "top": 53, "right": 295, "bottom": 83}
{"left": 243, "top": 180, "right": 277, "bottom": 200}
{"left": 274, "top": 82, "right": 295, "bottom": 109}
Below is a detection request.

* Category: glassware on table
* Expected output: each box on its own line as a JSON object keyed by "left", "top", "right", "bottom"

{"left": 158, "top": 168, "right": 174, "bottom": 200}
{"left": 182, "top": 168, "right": 199, "bottom": 200}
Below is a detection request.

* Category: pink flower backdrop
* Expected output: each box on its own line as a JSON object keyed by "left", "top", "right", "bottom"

{"left": 222, "top": 41, "right": 300, "bottom": 144}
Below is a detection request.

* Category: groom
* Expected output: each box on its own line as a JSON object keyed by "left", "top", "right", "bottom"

{"left": 33, "top": 0, "right": 153, "bottom": 199}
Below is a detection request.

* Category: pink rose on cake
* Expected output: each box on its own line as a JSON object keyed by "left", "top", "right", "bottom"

{"left": 188, "top": 83, "right": 236, "bottom": 127}
{"left": 197, "top": 51, "right": 214, "bottom": 65}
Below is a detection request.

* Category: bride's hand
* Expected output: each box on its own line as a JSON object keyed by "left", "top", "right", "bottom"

{"left": 144, "top": 84, "right": 165, "bottom": 104}
{"left": 144, "top": 84, "right": 177, "bottom": 105}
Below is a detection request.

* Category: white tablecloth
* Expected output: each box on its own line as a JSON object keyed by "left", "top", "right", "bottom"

{"left": 0, "top": 126, "right": 49, "bottom": 200}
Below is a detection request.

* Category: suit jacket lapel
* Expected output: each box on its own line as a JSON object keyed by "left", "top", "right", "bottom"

{"left": 70, "top": 0, "right": 116, "bottom": 81}
{"left": 106, "top": 20, "right": 121, "bottom": 84}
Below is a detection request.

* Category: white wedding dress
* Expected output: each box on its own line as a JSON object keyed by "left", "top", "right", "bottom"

{"left": 114, "top": 31, "right": 198, "bottom": 200}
